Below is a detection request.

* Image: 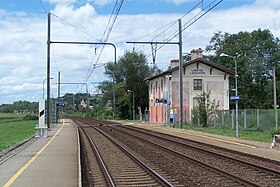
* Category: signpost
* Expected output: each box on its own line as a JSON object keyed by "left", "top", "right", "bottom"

{"left": 230, "top": 95, "right": 240, "bottom": 101}
{"left": 36, "top": 99, "right": 48, "bottom": 137}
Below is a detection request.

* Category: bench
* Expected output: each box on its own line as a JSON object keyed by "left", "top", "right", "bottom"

{"left": 35, "top": 125, "right": 48, "bottom": 138}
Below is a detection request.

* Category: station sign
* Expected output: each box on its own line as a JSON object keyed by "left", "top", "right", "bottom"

{"left": 230, "top": 95, "right": 240, "bottom": 101}
{"left": 155, "top": 98, "right": 170, "bottom": 105}
{"left": 56, "top": 102, "right": 65, "bottom": 108}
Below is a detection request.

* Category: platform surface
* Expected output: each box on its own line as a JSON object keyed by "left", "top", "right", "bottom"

{"left": 0, "top": 119, "right": 80, "bottom": 187}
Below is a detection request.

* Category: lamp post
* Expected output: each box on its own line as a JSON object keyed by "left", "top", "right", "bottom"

{"left": 127, "top": 90, "right": 135, "bottom": 120}
{"left": 220, "top": 53, "right": 239, "bottom": 137}
{"left": 166, "top": 75, "right": 172, "bottom": 127}
{"left": 43, "top": 77, "right": 53, "bottom": 99}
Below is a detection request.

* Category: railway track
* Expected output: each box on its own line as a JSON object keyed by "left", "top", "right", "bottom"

{"left": 74, "top": 118, "right": 178, "bottom": 186}
{"left": 103, "top": 124, "right": 280, "bottom": 187}
{"left": 0, "top": 136, "right": 36, "bottom": 165}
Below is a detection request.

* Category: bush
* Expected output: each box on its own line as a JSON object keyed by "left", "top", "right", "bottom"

{"left": 23, "top": 114, "right": 38, "bottom": 120}
{"left": 270, "top": 129, "right": 280, "bottom": 137}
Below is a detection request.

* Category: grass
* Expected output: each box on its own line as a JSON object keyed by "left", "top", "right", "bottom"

{"left": 120, "top": 120, "right": 274, "bottom": 143}
{"left": 0, "top": 113, "right": 37, "bottom": 152}
{"left": 0, "top": 113, "right": 25, "bottom": 124}
{"left": 170, "top": 124, "right": 274, "bottom": 143}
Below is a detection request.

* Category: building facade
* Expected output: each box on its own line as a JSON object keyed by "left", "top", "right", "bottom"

{"left": 146, "top": 51, "right": 234, "bottom": 124}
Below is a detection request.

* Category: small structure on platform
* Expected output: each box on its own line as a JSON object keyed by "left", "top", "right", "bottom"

{"left": 36, "top": 99, "right": 48, "bottom": 138}
{"left": 270, "top": 135, "right": 280, "bottom": 149}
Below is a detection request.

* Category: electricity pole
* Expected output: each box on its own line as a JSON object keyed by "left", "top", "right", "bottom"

{"left": 126, "top": 19, "right": 184, "bottom": 128}
{"left": 46, "top": 12, "right": 117, "bottom": 128}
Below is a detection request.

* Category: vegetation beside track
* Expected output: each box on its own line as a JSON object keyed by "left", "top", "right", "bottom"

{"left": 119, "top": 120, "right": 275, "bottom": 143}
{"left": 0, "top": 113, "right": 37, "bottom": 152}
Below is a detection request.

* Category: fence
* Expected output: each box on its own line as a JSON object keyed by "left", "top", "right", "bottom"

{"left": 191, "top": 109, "right": 279, "bottom": 133}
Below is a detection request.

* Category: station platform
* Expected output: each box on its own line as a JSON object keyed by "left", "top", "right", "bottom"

{"left": 0, "top": 119, "right": 81, "bottom": 187}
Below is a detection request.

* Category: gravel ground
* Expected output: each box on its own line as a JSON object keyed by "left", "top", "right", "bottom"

{"left": 125, "top": 122, "right": 280, "bottom": 162}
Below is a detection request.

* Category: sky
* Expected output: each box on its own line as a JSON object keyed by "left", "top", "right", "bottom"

{"left": 0, "top": 0, "right": 280, "bottom": 104}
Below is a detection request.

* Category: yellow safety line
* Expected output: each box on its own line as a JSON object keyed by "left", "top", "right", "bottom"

{"left": 148, "top": 126, "right": 256, "bottom": 149}
{"left": 3, "top": 121, "right": 65, "bottom": 187}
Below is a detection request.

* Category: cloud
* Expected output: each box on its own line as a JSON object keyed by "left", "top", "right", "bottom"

{"left": 164, "top": 0, "right": 196, "bottom": 4}
{"left": 1, "top": 1, "right": 280, "bottom": 103}
{"left": 48, "top": 0, "right": 77, "bottom": 5}
{"left": 93, "top": 0, "right": 114, "bottom": 6}
{"left": 255, "top": 0, "right": 280, "bottom": 9}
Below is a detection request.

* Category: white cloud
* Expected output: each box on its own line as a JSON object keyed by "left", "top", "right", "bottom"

{"left": 164, "top": 0, "right": 195, "bottom": 4}
{"left": 1, "top": 1, "right": 280, "bottom": 103}
{"left": 49, "top": 0, "right": 77, "bottom": 5}
{"left": 52, "top": 3, "right": 97, "bottom": 22}
{"left": 255, "top": 0, "right": 280, "bottom": 9}
{"left": 93, "top": 0, "right": 114, "bottom": 6}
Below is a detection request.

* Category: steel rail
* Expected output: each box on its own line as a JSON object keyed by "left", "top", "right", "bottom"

{"left": 122, "top": 125, "right": 280, "bottom": 175}
{"left": 76, "top": 120, "right": 115, "bottom": 187}
{"left": 110, "top": 126, "right": 262, "bottom": 187}
{"left": 78, "top": 118, "right": 174, "bottom": 187}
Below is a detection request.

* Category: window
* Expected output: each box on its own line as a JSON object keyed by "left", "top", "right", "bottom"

{"left": 194, "top": 79, "right": 202, "bottom": 90}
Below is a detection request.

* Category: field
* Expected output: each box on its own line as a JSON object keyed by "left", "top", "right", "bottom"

{"left": 0, "top": 113, "right": 37, "bottom": 152}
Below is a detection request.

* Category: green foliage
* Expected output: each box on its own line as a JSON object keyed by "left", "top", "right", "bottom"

{"left": 193, "top": 91, "right": 220, "bottom": 127}
{"left": 96, "top": 51, "right": 154, "bottom": 119}
{"left": 206, "top": 29, "right": 280, "bottom": 109}
{"left": 23, "top": 114, "right": 38, "bottom": 120}
{"left": 0, "top": 101, "right": 38, "bottom": 114}
{"left": 270, "top": 129, "right": 280, "bottom": 137}
{"left": 172, "top": 124, "right": 273, "bottom": 143}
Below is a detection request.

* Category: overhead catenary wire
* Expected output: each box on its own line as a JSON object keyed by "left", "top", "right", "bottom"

{"left": 79, "top": 0, "right": 125, "bottom": 92}
{"left": 133, "top": 0, "right": 207, "bottom": 53}
{"left": 51, "top": 13, "right": 102, "bottom": 42}
{"left": 39, "top": 0, "right": 47, "bottom": 14}
{"left": 142, "top": 0, "right": 224, "bottom": 62}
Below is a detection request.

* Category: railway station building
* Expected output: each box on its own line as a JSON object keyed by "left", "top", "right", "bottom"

{"left": 145, "top": 48, "right": 234, "bottom": 124}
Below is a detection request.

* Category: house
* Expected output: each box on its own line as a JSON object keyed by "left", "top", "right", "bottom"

{"left": 145, "top": 49, "right": 234, "bottom": 124}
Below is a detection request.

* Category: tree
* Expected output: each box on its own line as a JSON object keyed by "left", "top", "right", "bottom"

{"left": 97, "top": 51, "right": 154, "bottom": 119}
{"left": 193, "top": 91, "right": 220, "bottom": 127}
{"left": 206, "top": 29, "right": 280, "bottom": 109}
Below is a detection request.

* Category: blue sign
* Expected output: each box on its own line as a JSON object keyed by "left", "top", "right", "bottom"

{"left": 155, "top": 98, "right": 162, "bottom": 103}
{"left": 156, "top": 98, "right": 170, "bottom": 105}
{"left": 56, "top": 102, "right": 65, "bottom": 108}
{"left": 230, "top": 96, "right": 240, "bottom": 101}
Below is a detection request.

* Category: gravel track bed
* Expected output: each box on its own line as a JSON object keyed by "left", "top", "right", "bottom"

{"left": 127, "top": 126, "right": 280, "bottom": 171}
{"left": 100, "top": 124, "right": 280, "bottom": 186}
{"left": 79, "top": 123, "right": 170, "bottom": 186}
{"left": 78, "top": 125, "right": 106, "bottom": 186}
{"left": 100, "top": 125, "right": 256, "bottom": 187}
{"left": 119, "top": 126, "right": 280, "bottom": 186}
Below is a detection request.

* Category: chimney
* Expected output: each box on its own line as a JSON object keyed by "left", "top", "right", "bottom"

{"left": 190, "top": 48, "right": 203, "bottom": 60}
{"left": 170, "top": 59, "right": 179, "bottom": 68}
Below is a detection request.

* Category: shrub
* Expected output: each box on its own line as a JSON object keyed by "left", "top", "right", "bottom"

{"left": 23, "top": 114, "right": 38, "bottom": 120}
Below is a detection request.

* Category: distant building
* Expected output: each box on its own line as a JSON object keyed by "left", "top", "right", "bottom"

{"left": 145, "top": 48, "right": 234, "bottom": 124}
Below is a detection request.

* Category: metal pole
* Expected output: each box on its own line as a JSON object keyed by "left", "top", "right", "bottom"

{"left": 127, "top": 90, "right": 135, "bottom": 120}
{"left": 274, "top": 64, "right": 278, "bottom": 130}
{"left": 47, "top": 13, "right": 51, "bottom": 129}
{"left": 58, "top": 71, "right": 60, "bottom": 102}
{"left": 85, "top": 84, "right": 89, "bottom": 109}
{"left": 167, "top": 75, "right": 171, "bottom": 127}
{"left": 178, "top": 19, "right": 183, "bottom": 129}
{"left": 132, "top": 91, "right": 135, "bottom": 120}
{"left": 50, "top": 41, "right": 117, "bottom": 119}
{"left": 43, "top": 78, "right": 46, "bottom": 99}
{"left": 234, "top": 58, "right": 239, "bottom": 137}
